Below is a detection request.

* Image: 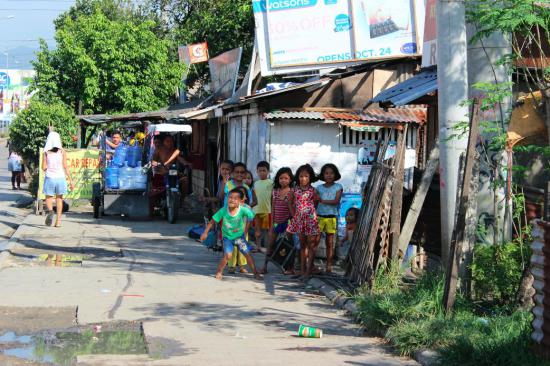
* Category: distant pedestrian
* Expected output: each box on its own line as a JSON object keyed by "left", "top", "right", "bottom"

{"left": 316, "top": 163, "right": 343, "bottom": 273}
{"left": 42, "top": 132, "right": 74, "bottom": 227}
{"left": 8, "top": 151, "right": 22, "bottom": 190}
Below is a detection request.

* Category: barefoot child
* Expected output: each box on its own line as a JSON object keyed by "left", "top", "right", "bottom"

{"left": 253, "top": 161, "right": 273, "bottom": 251}
{"left": 287, "top": 164, "right": 320, "bottom": 279}
{"left": 223, "top": 163, "right": 254, "bottom": 273}
{"left": 200, "top": 189, "right": 261, "bottom": 280}
{"left": 316, "top": 163, "right": 343, "bottom": 273}
{"left": 260, "top": 167, "right": 293, "bottom": 274}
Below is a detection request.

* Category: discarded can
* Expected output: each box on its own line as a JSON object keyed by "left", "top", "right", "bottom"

{"left": 93, "top": 325, "right": 102, "bottom": 333}
{"left": 298, "top": 324, "right": 323, "bottom": 338}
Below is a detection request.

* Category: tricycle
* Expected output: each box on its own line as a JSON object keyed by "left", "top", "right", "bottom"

{"left": 91, "top": 123, "right": 149, "bottom": 219}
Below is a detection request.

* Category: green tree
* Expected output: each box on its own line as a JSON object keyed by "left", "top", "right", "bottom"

{"left": 32, "top": 6, "right": 185, "bottom": 115}
{"left": 56, "top": 0, "right": 146, "bottom": 24}
{"left": 9, "top": 99, "right": 78, "bottom": 170}
{"left": 146, "top": 0, "right": 255, "bottom": 91}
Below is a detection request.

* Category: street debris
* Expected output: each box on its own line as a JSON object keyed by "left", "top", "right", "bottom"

{"left": 298, "top": 325, "right": 323, "bottom": 338}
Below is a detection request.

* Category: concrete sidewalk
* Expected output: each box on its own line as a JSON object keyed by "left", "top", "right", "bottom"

{"left": 0, "top": 211, "right": 417, "bottom": 365}
{"left": 0, "top": 138, "right": 33, "bottom": 252}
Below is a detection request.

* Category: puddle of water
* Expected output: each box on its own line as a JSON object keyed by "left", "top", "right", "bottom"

{"left": 35, "top": 254, "right": 83, "bottom": 267}
{"left": 0, "top": 323, "right": 148, "bottom": 366}
{"left": 0, "top": 331, "right": 32, "bottom": 344}
{"left": 4, "top": 345, "right": 55, "bottom": 364}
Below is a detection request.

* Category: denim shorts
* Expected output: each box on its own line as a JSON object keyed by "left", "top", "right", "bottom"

{"left": 223, "top": 236, "right": 250, "bottom": 255}
{"left": 43, "top": 177, "right": 67, "bottom": 196}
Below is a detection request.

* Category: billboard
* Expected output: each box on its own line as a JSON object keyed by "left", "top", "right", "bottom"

{"left": 0, "top": 69, "right": 34, "bottom": 117}
{"left": 209, "top": 48, "right": 242, "bottom": 99}
{"left": 253, "top": 0, "right": 425, "bottom": 75}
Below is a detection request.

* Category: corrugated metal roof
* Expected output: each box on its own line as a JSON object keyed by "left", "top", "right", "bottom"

{"left": 264, "top": 110, "right": 325, "bottom": 120}
{"left": 369, "top": 67, "right": 437, "bottom": 107}
{"left": 264, "top": 107, "right": 426, "bottom": 124}
{"left": 242, "top": 79, "right": 331, "bottom": 101}
{"left": 78, "top": 99, "right": 207, "bottom": 125}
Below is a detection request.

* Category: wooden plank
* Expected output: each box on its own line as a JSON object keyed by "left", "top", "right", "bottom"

{"left": 397, "top": 142, "right": 440, "bottom": 257}
{"left": 375, "top": 180, "right": 394, "bottom": 271}
{"left": 346, "top": 135, "right": 394, "bottom": 286}
{"left": 365, "top": 173, "right": 393, "bottom": 285}
{"left": 443, "top": 102, "right": 480, "bottom": 313}
{"left": 458, "top": 156, "right": 480, "bottom": 298}
{"left": 390, "top": 125, "right": 408, "bottom": 260}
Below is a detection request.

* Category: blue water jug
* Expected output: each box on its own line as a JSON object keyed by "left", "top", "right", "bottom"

{"left": 118, "top": 164, "right": 134, "bottom": 190}
{"left": 105, "top": 166, "right": 119, "bottom": 189}
{"left": 112, "top": 145, "right": 128, "bottom": 167}
{"left": 126, "top": 146, "right": 142, "bottom": 168}
{"left": 133, "top": 167, "right": 147, "bottom": 190}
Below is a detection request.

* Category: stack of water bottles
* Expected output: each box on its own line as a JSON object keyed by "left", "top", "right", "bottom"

{"left": 105, "top": 144, "right": 147, "bottom": 190}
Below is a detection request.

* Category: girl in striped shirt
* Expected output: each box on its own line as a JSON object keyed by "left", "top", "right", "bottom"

{"left": 260, "top": 167, "right": 294, "bottom": 274}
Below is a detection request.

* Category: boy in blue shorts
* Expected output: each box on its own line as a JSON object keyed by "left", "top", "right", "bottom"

{"left": 201, "top": 188, "right": 262, "bottom": 280}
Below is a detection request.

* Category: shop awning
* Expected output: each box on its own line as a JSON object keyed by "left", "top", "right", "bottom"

{"left": 78, "top": 99, "right": 207, "bottom": 125}
{"left": 340, "top": 122, "right": 381, "bottom": 132}
{"left": 368, "top": 67, "right": 437, "bottom": 108}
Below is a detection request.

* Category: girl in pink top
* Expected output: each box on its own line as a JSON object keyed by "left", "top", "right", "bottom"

{"left": 287, "top": 164, "right": 320, "bottom": 279}
{"left": 42, "top": 132, "right": 74, "bottom": 227}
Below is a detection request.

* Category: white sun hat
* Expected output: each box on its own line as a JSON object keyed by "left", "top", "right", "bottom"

{"left": 44, "top": 131, "right": 63, "bottom": 151}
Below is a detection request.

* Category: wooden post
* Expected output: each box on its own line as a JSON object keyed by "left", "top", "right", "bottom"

{"left": 545, "top": 181, "right": 550, "bottom": 221}
{"left": 398, "top": 142, "right": 440, "bottom": 257}
{"left": 458, "top": 156, "right": 479, "bottom": 297}
{"left": 443, "top": 101, "right": 480, "bottom": 313}
{"left": 390, "top": 125, "right": 408, "bottom": 260}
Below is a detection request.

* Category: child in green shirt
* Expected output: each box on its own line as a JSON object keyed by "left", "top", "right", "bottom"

{"left": 201, "top": 188, "right": 262, "bottom": 280}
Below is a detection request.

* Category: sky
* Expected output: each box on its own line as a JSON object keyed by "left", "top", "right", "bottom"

{"left": 0, "top": 0, "right": 75, "bottom": 69}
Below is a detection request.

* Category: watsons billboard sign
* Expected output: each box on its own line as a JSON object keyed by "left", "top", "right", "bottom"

{"left": 253, "top": 0, "right": 425, "bottom": 75}
{"left": 253, "top": 0, "right": 317, "bottom": 12}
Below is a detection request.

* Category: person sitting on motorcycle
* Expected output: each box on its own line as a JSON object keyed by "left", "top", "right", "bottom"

{"left": 152, "top": 135, "right": 180, "bottom": 176}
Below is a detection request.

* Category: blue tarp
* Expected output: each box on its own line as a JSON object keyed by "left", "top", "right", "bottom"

{"left": 369, "top": 67, "right": 437, "bottom": 107}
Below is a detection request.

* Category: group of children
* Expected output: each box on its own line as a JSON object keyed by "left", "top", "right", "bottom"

{"left": 200, "top": 159, "right": 359, "bottom": 281}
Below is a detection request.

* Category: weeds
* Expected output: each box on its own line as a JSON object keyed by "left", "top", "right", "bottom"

{"left": 354, "top": 265, "right": 549, "bottom": 365}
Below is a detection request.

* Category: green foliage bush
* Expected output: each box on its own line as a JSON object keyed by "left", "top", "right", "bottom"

{"left": 470, "top": 242, "right": 530, "bottom": 305}
{"left": 355, "top": 265, "right": 547, "bottom": 365}
{"left": 9, "top": 99, "right": 78, "bottom": 170}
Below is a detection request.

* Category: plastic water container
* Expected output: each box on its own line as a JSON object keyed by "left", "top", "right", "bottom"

{"left": 133, "top": 167, "right": 147, "bottom": 190}
{"left": 112, "top": 145, "right": 128, "bottom": 167}
{"left": 126, "top": 146, "right": 142, "bottom": 168}
{"left": 105, "top": 166, "right": 119, "bottom": 189}
{"left": 118, "top": 165, "right": 134, "bottom": 190}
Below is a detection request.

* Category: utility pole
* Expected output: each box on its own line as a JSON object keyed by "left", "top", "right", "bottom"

{"left": 466, "top": 16, "right": 513, "bottom": 244}
{"left": 437, "top": 0, "right": 470, "bottom": 267}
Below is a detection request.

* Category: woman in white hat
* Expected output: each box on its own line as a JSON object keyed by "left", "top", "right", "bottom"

{"left": 42, "top": 132, "right": 74, "bottom": 227}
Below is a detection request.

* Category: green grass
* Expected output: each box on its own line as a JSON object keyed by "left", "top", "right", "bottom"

{"left": 354, "top": 266, "right": 549, "bottom": 366}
